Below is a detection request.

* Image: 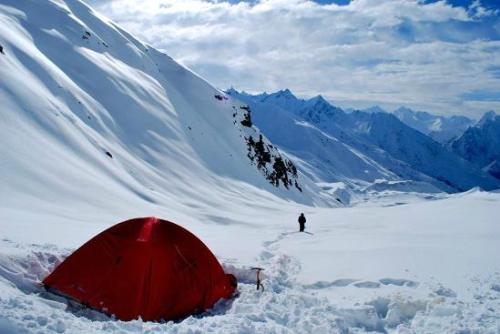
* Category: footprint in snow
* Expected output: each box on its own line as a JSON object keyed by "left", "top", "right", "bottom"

{"left": 262, "top": 231, "right": 296, "bottom": 248}
{"left": 304, "top": 278, "right": 420, "bottom": 289}
{"left": 304, "top": 279, "right": 358, "bottom": 289}
{"left": 379, "top": 278, "right": 419, "bottom": 288}
{"left": 354, "top": 281, "right": 381, "bottom": 289}
{"left": 434, "top": 286, "right": 457, "bottom": 298}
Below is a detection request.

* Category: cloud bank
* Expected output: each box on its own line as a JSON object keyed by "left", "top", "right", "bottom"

{"left": 88, "top": 0, "right": 500, "bottom": 117}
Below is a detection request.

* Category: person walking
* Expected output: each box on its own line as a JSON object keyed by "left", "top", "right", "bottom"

{"left": 298, "top": 213, "right": 306, "bottom": 232}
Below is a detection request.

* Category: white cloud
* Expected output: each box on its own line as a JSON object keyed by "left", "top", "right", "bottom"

{"left": 89, "top": 0, "right": 500, "bottom": 117}
{"left": 469, "top": 0, "right": 499, "bottom": 18}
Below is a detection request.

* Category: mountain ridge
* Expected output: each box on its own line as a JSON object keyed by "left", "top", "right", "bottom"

{"left": 228, "top": 88, "right": 500, "bottom": 193}
{"left": 0, "top": 0, "right": 337, "bottom": 225}
{"left": 450, "top": 111, "right": 500, "bottom": 180}
{"left": 392, "top": 106, "right": 475, "bottom": 143}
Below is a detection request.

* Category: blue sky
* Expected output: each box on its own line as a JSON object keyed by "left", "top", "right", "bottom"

{"left": 315, "top": 0, "right": 500, "bottom": 10}
{"left": 215, "top": 0, "right": 500, "bottom": 10}
{"left": 90, "top": 0, "right": 500, "bottom": 117}
{"left": 426, "top": 0, "right": 499, "bottom": 9}
{"left": 213, "top": 0, "right": 500, "bottom": 7}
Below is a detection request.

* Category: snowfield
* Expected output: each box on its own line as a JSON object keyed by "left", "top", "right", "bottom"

{"left": 1, "top": 190, "right": 500, "bottom": 333}
{"left": 1, "top": 0, "right": 500, "bottom": 333}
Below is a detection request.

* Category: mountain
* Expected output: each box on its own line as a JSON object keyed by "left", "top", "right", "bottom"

{"left": 227, "top": 89, "right": 440, "bottom": 192}
{"left": 1, "top": 3, "right": 500, "bottom": 334}
{"left": 0, "top": 0, "right": 337, "bottom": 229}
{"left": 228, "top": 89, "right": 500, "bottom": 193}
{"left": 393, "top": 107, "right": 474, "bottom": 143}
{"left": 450, "top": 111, "right": 500, "bottom": 179}
{"left": 361, "top": 106, "right": 387, "bottom": 114}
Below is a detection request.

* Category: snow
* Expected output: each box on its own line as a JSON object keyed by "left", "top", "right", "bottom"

{"left": 1, "top": 191, "right": 500, "bottom": 333}
{"left": 393, "top": 107, "right": 475, "bottom": 144}
{"left": 1, "top": 0, "right": 500, "bottom": 333}
{"left": 0, "top": 0, "right": 335, "bottom": 235}
{"left": 451, "top": 111, "right": 500, "bottom": 180}
{"left": 229, "top": 89, "right": 500, "bottom": 193}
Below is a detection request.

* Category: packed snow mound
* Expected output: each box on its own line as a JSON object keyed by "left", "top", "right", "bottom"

{"left": 0, "top": 0, "right": 336, "bottom": 223}
{"left": 229, "top": 89, "right": 500, "bottom": 193}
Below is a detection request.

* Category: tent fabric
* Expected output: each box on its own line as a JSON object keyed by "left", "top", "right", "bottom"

{"left": 43, "top": 217, "right": 236, "bottom": 321}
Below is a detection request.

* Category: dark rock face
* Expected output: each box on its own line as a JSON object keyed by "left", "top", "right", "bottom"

{"left": 226, "top": 95, "right": 301, "bottom": 192}
{"left": 240, "top": 106, "right": 253, "bottom": 127}
{"left": 214, "top": 94, "right": 228, "bottom": 101}
{"left": 246, "top": 135, "right": 301, "bottom": 191}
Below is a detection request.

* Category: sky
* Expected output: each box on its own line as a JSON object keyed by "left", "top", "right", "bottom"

{"left": 87, "top": 0, "right": 500, "bottom": 118}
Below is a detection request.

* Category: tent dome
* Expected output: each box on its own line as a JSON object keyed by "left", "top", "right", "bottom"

{"left": 43, "top": 217, "right": 236, "bottom": 321}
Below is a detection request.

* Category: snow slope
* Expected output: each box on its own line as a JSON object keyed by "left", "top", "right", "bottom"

{"left": 394, "top": 107, "right": 474, "bottom": 143}
{"left": 0, "top": 0, "right": 335, "bottom": 229}
{"left": 229, "top": 89, "right": 500, "bottom": 193}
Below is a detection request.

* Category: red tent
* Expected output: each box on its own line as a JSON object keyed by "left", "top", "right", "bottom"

{"left": 43, "top": 217, "right": 236, "bottom": 321}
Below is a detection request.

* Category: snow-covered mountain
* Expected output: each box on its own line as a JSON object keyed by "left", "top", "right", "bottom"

{"left": 450, "top": 111, "right": 500, "bottom": 179}
{"left": 393, "top": 107, "right": 474, "bottom": 143}
{"left": 0, "top": 0, "right": 338, "bottom": 227}
{"left": 1, "top": 2, "right": 500, "bottom": 334}
{"left": 228, "top": 89, "right": 500, "bottom": 193}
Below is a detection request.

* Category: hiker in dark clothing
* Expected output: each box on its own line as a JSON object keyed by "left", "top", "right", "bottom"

{"left": 298, "top": 213, "right": 306, "bottom": 232}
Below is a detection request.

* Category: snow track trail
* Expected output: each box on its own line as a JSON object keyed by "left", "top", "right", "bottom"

{"left": 261, "top": 231, "right": 500, "bottom": 333}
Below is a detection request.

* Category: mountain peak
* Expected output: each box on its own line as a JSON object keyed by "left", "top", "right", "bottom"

{"left": 363, "top": 106, "right": 386, "bottom": 114}
{"left": 394, "top": 106, "right": 415, "bottom": 117}
{"left": 478, "top": 110, "right": 497, "bottom": 127}
{"left": 394, "top": 107, "right": 434, "bottom": 121}
{"left": 305, "top": 95, "right": 332, "bottom": 109}
{"left": 393, "top": 106, "right": 475, "bottom": 143}
{"left": 225, "top": 87, "right": 239, "bottom": 95}
{"left": 272, "top": 88, "right": 297, "bottom": 100}
{"left": 299, "top": 94, "right": 345, "bottom": 123}
{"left": 310, "top": 94, "right": 328, "bottom": 103}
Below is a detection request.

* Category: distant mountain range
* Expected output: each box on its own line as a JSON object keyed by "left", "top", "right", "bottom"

{"left": 393, "top": 107, "right": 475, "bottom": 143}
{"left": 369, "top": 106, "right": 500, "bottom": 181}
{"left": 227, "top": 89, "right": 500, "bottom": 193}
